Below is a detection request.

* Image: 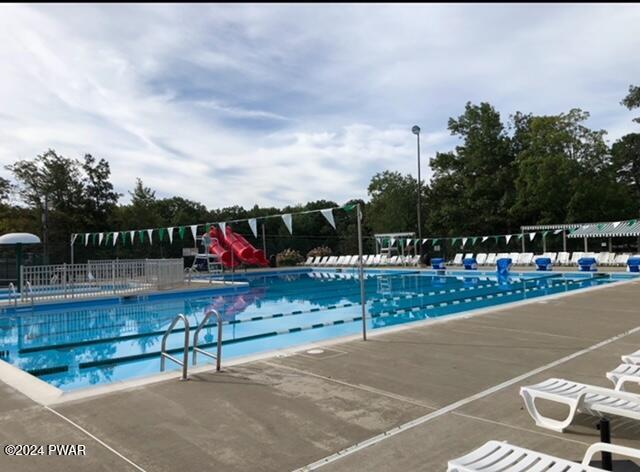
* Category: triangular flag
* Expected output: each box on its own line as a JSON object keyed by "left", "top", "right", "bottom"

{"left": 248, "top": 219, "right": 258, "bottom": 238}
{"left": 341, "top": 203, "right": 356, "bottom": 212}
{"left": 461, "top": 237, "right": 467, "bottom": 247}
{"left": 529, "top": 232, "right": 536, "bottom": 241}
{"left": 218, "top": 222, "right": 226, "bottom": 236}
{"left": 167, "top": 227, "right": 174, "bottom": 243}
{"left": 320, "top": 209, "right": 336, "bottom": 229}
{"left": 205, "top": 223, "right": 211, "bottom": 233}
{"left": 84, "top": 233, "right": 90, "bottom": 246}
{"left": 282, "top": 214, "right": 293, "bottom": 234}
{"left": 471, "top": 237, "right": 478, "bottom": 245}
{"left": 481, "top": 236, "right": 489, "bottom": 243}
{"left": 612, "top": 222, "right": 621, "bottom": 228}
{"left": 543, "top": 231, "right": 549, "bottom": 237}
{"left": 113, "top": 231, "right": 119, "bottom": 246}
{"left": 190, "top": 225, "right": 198, "bottom": 241}
{"left": 178, "top": 226, "right": 186, "bottom": 240}
{"left": 554, "top": 229, "right": 562, "bottom": 234}
{"left": 451, "top": 238, "right": 458, "bottom": 246}
{"left": 71, "top": 234, "right": 78, "bottom": 246}
{"left": 505, "top": 234, "right": 513, "bottom": 244}
{"left": 147, "top": 229, "right": 153, "bottom": 244}
{"left": 98, "top": 233, "right": 104, "bottom": 245}
{"left": 517, "top": 234, "right": 524, "bottom": 240}
{"left": 129, "top": 230, "right": 135, "bottom": 244}
{"left": 431, "top": 239, "right": 439, "bottom": 246}
{"left": 389, "top": 238, "right": 396, "bottom": 246}
{"left": 138, "top": 230, "right": 145, "bottom": 243}
{"left": 159, "top": 228, "right": 166, "bottom": 242}
{"left": 406, "top": 238, "right": 412, "bottom": 247}
{"left": 422, "top": 239, "right": 427, "bottom": 243}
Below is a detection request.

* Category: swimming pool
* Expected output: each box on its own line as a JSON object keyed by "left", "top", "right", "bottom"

{"left": 0, "top": 268, "right": 633, "bottom": 391}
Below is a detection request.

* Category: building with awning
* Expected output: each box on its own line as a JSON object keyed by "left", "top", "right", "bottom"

{"left": 519, "top": 224, "right": 581, "bottom": 252}
{"left": 567, "top": 219, "right": 640, "bottom": 252}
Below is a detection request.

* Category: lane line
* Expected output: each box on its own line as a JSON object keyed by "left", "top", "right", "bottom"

{"left": 293, "top": 324, "right": 640, "bottom": 471}
{"left": 44, "top": 406, "right": 148, "bottom": 472}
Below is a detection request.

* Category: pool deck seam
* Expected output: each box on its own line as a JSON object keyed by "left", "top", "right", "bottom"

{"left": 44, "top": 405, "right": 148, "bottom": 472}
{"left": 292, "top": 322, "right": 640, "bottom": 471}
{"left": 260, "top": 360, "right": 439, "bottom": 410}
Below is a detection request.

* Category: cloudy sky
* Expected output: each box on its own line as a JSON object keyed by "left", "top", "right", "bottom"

{"left": 1, "top": 3, "right": 639, "bottom": 208}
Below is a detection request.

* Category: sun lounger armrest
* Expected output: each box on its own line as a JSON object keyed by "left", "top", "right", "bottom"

{"left": 611, "top": 374, "right": 640, "bottom": 391}
{"left": 582, "top": 442, "right": 640, "bottom": 466}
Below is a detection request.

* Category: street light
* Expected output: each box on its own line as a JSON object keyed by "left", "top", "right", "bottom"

{"left": 411, "top": 125, "right": 422, "bottom": 241}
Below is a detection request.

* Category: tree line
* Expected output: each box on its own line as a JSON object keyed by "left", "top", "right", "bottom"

{"left": 1, "top": 85, "right": 638, "bottom": 264}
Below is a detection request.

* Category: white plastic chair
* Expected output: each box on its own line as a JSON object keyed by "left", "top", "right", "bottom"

{"left": 447, "top": 440, "right": 640, "bottom": 472}
{"left": 452, "top": 253, "right": 463, "bottom": 265}
{"left": 475, "top": 253, "right": 487, "bottom": 265}
{"left": 485, "top": 253, "right": 496, "bottom": 265}
{"left": 570, "top": 252, "right": 584, "bottom": 264}
{"left": 520, "top": 377, "right": 640, "bottom": 432}
{"left": 557, "top": 252, "right": 570, "bottom": 265}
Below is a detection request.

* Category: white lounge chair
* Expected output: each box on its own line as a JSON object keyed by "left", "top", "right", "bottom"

{"left": 509, "top": 252, "right": 520, "bottom": 264}
{"left": 475, "top": 253, "right": 487, "bottom": 265}
{"left": 485, "top": 253, "right": 496, "bottom": 265}
{"left": 607, "top": 363, "right": 640, "bottom": 391}
{"left": 557, "top": 251, "right": 570, "bottom": 265}
{"left": 447, "top": 439, "right": 640, "bottom": 472}
{"left": 615, "top": 253, "right": 631, "bottom": 266}
{"left": 520, "top": 378, "right": 640, "bottom": 432}
{"left": 542, "top": 252, "right": 557, "bottom": 263}
{"left": 452, "top": 253, "right": 463, "bottom": 265}
{"left": 324, "top": 256, "right": 338, "bottom": 266}
{"left": 370, "top": 254, "right": 382, "bottom": 266}
{"left": 519, "top": 252, "right": 534, "bottom": 265}
{"left": 316, "top": 256, "right": 328, "bottom": 266}
{"left": 409, "top": 255, "right": 420, "bottom": 265}
{"left": 622, "top": 350, "right": 640, "bottom": 365}
{"left": 463, "top": 253, "right": 474, "bottom": 261}
{"left": 303, "top": 256, "right": 314, "bottom": 266}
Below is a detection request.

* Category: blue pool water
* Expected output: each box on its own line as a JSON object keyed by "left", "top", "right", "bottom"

{"left": 0, "top": 269, "right": 633, "bottom": 391}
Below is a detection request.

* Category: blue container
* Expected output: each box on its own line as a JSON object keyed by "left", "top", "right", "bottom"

{"left": 535, "top": 257, "right": 552, "bottom": 271}
{"left": 496, "top": 258, "right": 512, "bottom": 276}
{"left": 627, "top": 257, "right": 640, "bottom": 273}
{"left": 431, "top": 258, "right": 445, "bottom": 270}
{"left": 578, "top": 257, "right": 597, "bottom": 272}
{"left": 463, "top": 258, "right": 478, "bottom": 270}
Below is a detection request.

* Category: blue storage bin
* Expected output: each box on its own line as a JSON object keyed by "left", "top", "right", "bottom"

{"left": 627, "top": 257, "right": 640, "bottom": 273}
{"left": 431, "top": 258, "right": 445, "bottom": 270}
{"left": 578, "top": 257, "right": 597, "bottom": 272}
{"left": 535, "top": 257, "right": 552, "bottom": 271}
{"left": 496, "top": 258, "right": 512, "bottom": 276}
{"left": 463, "top": 258, "right": 478, "bottom": 270}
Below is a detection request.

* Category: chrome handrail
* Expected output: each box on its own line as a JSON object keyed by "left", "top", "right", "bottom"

{"left": 8, "top": 283, "right": 17, "bottom": 306}
{"left": 25, "top": 281, "right": 34, "bottom": 306}
{"left": 160, "top": 314, "right": 190, "bottom": 381}
{"left": 192, "top": 308, "right": 222, "bottom": 371}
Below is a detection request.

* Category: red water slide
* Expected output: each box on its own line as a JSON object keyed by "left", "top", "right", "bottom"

{"left": 207, "top": 226, "right": 268, "bottom": 268}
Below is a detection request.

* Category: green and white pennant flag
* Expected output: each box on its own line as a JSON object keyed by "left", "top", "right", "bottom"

{"left": 505, "top": 234, "right": 513, "bottom": 244}
{"left": 218, "top": 222, "right": 226, "bottom": 236}
{"left": 113, "top": 231, "right": 119, "bottom": 246}
{"left": 282, "top": 214, "right": 293, "bottom": 234}
{"left": 190, "top": 224, "right": 198, "bottom": 241}
{"left": 461, "top": 237, "right": 467, "bottom": 247}
{"left": 167, "top": 227, "right": 174, "bottom": 243}
{"left": 85, "top": 233, "right": 90, "bottom": 246}
{"left": 248, "top": 219, "right": 258, "bottom": 238}
{"left": 146, "top": 229, "right": 153, "bottom": 244}
{"left": 129, "top": 230, "right": 135, "bottom": 244}
{"left": 529, "top": 232, "right": 536, "bottom": 241}
{"left": 98, "top": 232, "right": 104, "bottom": 245}
{"left": 320, "top": 209, "right": 336, "bottom": 229}
{"left": 554, "top": 229, "right": 563, "bottom": 234}
{"left": 481, "top": 236, "right": 489, "bottom": 243}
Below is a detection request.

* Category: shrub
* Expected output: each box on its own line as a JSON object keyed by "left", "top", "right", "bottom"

{"left": 276, "top": 248, "right": 304, "bottom": 266}
{"left": 306, "top": 246, "right": 332, "bottom": 258}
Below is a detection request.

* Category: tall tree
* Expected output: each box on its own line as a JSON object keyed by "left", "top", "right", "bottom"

{"left": 82, "top": 154, "right": 120, "bottom": 229}
{"left": 426, "top": 102, "right": 515, "bottom": 235}
{"left": 622, "top": 84, "right": 640, "bottom": 123}
{"left": 366, "top": 171, "right": 420, "bottom": 234}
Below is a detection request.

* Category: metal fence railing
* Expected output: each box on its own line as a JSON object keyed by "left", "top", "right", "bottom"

{"left": 19, "top": 259, "right": 184, "bottom": 304}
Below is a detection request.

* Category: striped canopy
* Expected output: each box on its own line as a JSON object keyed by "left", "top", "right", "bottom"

{"left": 567, "top": 220, "right": 640, "bottom": 238}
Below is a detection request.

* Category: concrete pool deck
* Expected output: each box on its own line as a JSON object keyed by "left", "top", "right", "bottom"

{"left": 1, "top": 279, "right": 640, "bottom": 471}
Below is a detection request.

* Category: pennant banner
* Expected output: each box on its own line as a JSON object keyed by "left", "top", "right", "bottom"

{"left": 461, "top": 237, "right": 467, "bottom": 247}
{"left": 282, "top": 214, "right": 293, "bottom": 234}
{"left": 505, "top": 234, "right": 513, "bottom": 244}
{"left": 138, "top": 230, "right": 145, "bottom": 244}
{"left": 554, "top": 229, "right": 563, "bottom": 234}
{"left": 320, "top": 209, "right": 336, "bottom": 229}
{"left": 159, "top": 228, "right": 166, "bottom": 242}
{"left": 178, "top": 226, "right": 186, "bottom": 240}
{"left": 481, "top": 236, "right": 489, "bottom": 243}
{"left": 248, "top": 219, "right": 258, "bottom": 238}
{"left": 190, "top": 225, "right": 198, "bottom": 241}
{"left": 113, "top": 232, "right": 119, "bottom": 246}
{"left": 146, "top": 229, "right": 153, "bottom": 245}
{"left": 98, "top": 233, "right": 104, "bottom": 246}
{"left": 130, "top": 230, "right": 135, "bottom": 244}
{"left": 218, "top": 222, "right": 226, "bottom": 236}
{"left": 167, "top": 227, "right": 174, "bottom": 243}
{"left": 529, "top": 232, "right": 536, "bottom": 241}
{"left": 85, "top": 233, "right": 90, "bottom": 246}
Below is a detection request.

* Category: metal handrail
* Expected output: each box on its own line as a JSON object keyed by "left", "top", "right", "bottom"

{"left": 8, "top": 283, "right": 17, "bottom": 306}
{"left": 25, "top": 281, "right": 34, "bottom": 306}
{"left": 160, "top": 314, "right": 190, "bottom": 380}
{"left": 192, "top": 308, "right": 222, "bottom": 371}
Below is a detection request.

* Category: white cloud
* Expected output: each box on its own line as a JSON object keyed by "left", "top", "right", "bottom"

{"left": 0, "top": 4, "right": 638, "bottom": 209}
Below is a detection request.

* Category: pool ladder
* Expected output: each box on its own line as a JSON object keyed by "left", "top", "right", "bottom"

{"left": 160, "top": 308, "right": 223, "bottom": 381}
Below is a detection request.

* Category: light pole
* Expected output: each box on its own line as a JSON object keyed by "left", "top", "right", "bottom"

{"left": 412, "top": 125, "right": 422, "bottom": 241}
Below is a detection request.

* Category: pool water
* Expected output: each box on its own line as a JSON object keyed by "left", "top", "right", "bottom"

{"left": 0, "top": 269, "right": 631, "bottom": 391}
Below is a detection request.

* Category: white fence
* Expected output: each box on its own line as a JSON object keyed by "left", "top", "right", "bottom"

{"left": 19, "top": 259, "right": 184, "bottom": 304}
